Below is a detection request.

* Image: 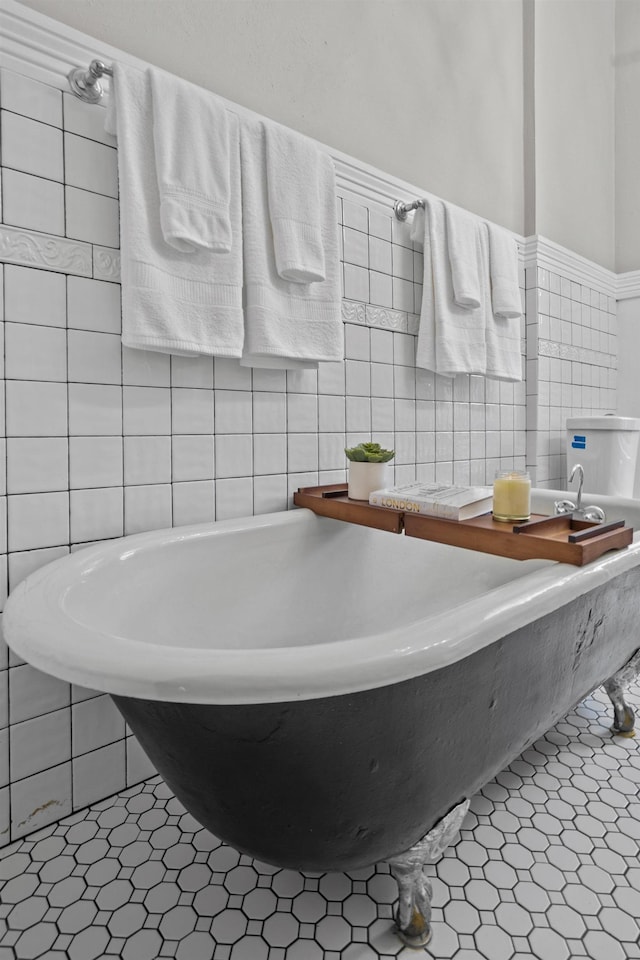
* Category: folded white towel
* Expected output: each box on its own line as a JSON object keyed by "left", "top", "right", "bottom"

{"left": 411, "top": 206, "right": 437, "bottom": 375}
{"left": 445, "top": 203, "right": 481, "bottom": 309}
{"left": 264, "top": 122, "right": 327, "bottom": 283}
{"left": 150, "top": 68, "right": 232, "bottom": 254}
{"left": 414, "top": 198, "right": 486, "bottom": 378}
{"left": 487, "top": 223, "right": 522, "bottom": 319}
{"left": 485, "top": 223, "right": 523, "bottom": 381}
{"left": 105, "top": 63, "right": 244, "bottom": 358}
{"left": 409, "top": 205, "right": 426, "bottom": 247}
{"left": 240, "top": 118, "right": 343, "bottom": 369}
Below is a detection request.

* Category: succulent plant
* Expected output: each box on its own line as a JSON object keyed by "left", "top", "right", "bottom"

{"left": 344, "top": 442, "right": 395, "bottom": 463}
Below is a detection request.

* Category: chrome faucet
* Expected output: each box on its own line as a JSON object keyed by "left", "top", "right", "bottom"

{"left": 554, "top": 464, "right": 606, "bottom": 522}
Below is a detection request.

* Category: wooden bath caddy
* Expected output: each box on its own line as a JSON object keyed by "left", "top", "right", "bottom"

{"left": 293, "top": 484, "right": 634, "bottom": 566}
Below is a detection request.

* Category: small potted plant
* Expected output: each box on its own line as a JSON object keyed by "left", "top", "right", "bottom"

{"left": 345, "top": 442, "right": 395, "bottom": 500}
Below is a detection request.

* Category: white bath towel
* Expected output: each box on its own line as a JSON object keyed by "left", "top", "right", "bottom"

{"left": 413, "top": 198, "right": 486, "bottom": 378}
{"left": 445, "top": 203, "right": 482, "bottom": 309}
{"left": 264, "top": 122, "right": 327, "bottom": 283}
{"left": 150, "top": 68, "right": 232, "bottom": 254}
{"left": 485, "top": 222, "right": 523, "bottom": 381}
{"left": 240, "top": 117, "right": 343, "bottom": 369}
{"left": 105, "top": 63, "right": 244, "bottom": 358}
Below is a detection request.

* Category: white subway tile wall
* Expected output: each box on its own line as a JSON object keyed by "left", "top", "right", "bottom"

{"left": 0, "top": 66, "right": 616, "bottom": 846}
{"left": 524, "top": 267, "right": 617, "bottom": 489}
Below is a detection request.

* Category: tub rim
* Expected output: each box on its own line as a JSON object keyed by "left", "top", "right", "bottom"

{"left": 4, "top": 492, "right": 640, "bottom": 704}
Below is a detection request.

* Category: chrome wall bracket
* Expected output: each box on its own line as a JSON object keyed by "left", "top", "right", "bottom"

{"left": 67, "top": 60, "right": 113, "bottom": 104}
{"left": 393, "top": 199, "right": 424, "bottom": 222}
{"left": 386, "top": 797, "right": 470, "bottom": 949}
{"left": 603, "top": 648, "right": 640, "bottom": 737}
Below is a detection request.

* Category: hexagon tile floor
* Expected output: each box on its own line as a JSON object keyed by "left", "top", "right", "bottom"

{"left": 2, "top": 685, "right": 640, "bottom": 960}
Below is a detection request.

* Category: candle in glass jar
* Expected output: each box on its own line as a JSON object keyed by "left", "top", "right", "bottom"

{"left": 493, "top": 470, "right": 531, "bottom": 522}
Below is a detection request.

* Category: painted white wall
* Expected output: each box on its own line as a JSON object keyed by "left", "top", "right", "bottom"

{"left": 18, "top": 0, "right": 525, "bottom": 234}
{"left": 617, "top": 297, "right": 640, "bottom": 418}
{"left": 532, "top": 0, "right": 616, "bottom": 271}
{"left": 616, "top": 297, "right": 640, "bottom": 495}
{"left": 615, "top": 0, "right": 640, "bottom": 273}
{"left": 613, "top": 3, "right": 640, "bottom": 494}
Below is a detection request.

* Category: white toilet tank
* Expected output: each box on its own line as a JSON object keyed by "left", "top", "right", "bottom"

{"left": 566, "top": 416, "right": 640, "bottom": 497}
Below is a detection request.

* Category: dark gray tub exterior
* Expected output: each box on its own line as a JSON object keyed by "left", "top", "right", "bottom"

{"left": 113, "top": 566, "right": 640, "bottom": 872}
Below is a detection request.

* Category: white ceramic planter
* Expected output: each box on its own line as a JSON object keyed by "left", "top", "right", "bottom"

{"left": 347, "top": 461, "right": 390, "bottom": 500}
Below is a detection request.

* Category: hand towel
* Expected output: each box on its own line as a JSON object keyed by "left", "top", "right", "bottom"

{"left": 264, "top": 122, "right": 327, "bottom": 283}
{"left": 411, "top": 206, "right": 437, "bottom": 375}
{"left": 487, "top": 223, "right": 522, "bottom": 319}
{"left": 445, "top": 203, "right": 482, "bottom": 309}
{"left": 150, "top": 68, "right": 232, "bottom": 254}
{"left": 414, "top": 198, "right": 486, "bottom": 378}
{"left": 240, "top": 117, "right": 343, "bottom": 369}
{"left": 105, "top": 63, "right": 244, "bottom": 358}
{"left": 485, "top": 222, "right": 523, "bottom": 381}
{"left": 409, "top": 205, "right": 426, "bottom": 248}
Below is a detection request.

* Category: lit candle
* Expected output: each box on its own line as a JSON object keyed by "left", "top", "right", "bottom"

{"left": 493, "top": 470, "right": 531, "bottom": 522}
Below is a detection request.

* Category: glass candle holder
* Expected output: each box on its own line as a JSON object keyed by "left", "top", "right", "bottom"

{"left": 493, "top": 470, "right": 531, "bottom": 522}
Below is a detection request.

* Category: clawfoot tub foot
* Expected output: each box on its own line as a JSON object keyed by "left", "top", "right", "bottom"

{"left": 603, "top": 648, "right": 640, "bottom": 737}
{"left": 386, "top": 797, "right": 470, "bottom": 949}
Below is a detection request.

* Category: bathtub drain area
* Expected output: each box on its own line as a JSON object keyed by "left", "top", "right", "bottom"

{"left": 1, "top": 684, "right": 640, "bottom": 960}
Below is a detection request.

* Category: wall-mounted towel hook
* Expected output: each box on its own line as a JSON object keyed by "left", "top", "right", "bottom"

{"left": 68, "top": 59, "right": 113, "bottom": 104}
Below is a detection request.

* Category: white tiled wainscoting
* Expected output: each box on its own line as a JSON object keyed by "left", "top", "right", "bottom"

{"left": 524, "top": 266, "right": 617, "bottom": 490}
{"left": 0, "top": 62, "right": 618, "bottom": 847}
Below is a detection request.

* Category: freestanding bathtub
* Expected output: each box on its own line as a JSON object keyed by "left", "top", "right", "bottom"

{"left": 5, "top": 488, "right": 640, "bottom": 947}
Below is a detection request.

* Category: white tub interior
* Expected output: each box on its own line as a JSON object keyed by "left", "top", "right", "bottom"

{"left": 64, "top": 516, "right": 551, "bottom": 650}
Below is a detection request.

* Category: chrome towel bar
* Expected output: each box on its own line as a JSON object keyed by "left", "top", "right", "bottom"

{"left": 66, "top": 65, "right": 467, "bottom": 240}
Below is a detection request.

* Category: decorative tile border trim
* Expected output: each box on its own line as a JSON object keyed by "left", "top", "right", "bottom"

{"left": 342, "top": 302, "right": 411, "bottom": 333}
{"left": 365, "top": 305, "right": 408, "bottom": 332}
{"left": 538, "top": 339, "right": 616, "bottom": 369}
{"left": 0, "top": 224, "right": 92, "bottom": 276}
{"left": 341, "top": 301, "right": 365, "bottom": 324}
{"left": 93, "top": 246, "right": 121, "bottom": 283}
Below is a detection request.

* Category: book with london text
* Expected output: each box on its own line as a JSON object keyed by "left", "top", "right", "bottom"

{"left": 368, "top": 481, "right": 493, "bottom": 521}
